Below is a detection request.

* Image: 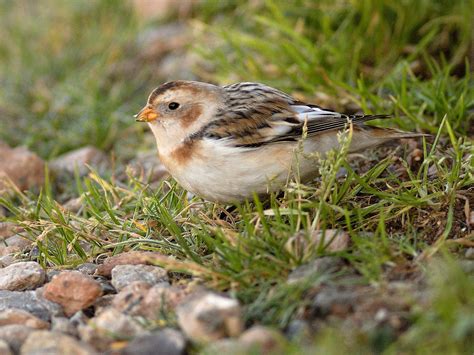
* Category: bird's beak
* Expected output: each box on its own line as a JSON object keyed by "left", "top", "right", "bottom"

{"left": 134, "top": 106, "right": 159, "bottom": 122}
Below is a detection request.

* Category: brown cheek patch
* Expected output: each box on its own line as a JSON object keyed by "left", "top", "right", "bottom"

{"left": 170, "top": 140, "right": 199, "bottom": 166}
{"left": 180, "top": 105, "right": 203, "bottom": 129}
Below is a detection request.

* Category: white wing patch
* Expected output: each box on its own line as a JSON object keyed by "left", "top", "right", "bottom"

{"left": 291, "top": 105, "right": 343, "bottom": 122}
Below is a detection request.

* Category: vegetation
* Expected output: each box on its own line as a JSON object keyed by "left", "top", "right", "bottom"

{"left": 0, "top": 0, "right": 472, "bottom": 353}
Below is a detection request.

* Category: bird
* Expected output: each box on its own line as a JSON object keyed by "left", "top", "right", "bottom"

{"left": 135, "top": 80, "right": 426, "bottom": 202}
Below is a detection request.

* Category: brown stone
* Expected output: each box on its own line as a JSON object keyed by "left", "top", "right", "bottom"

{"left": 43, "top": 271, "right": 102, "bottom": 316}
{"left": 96, "top": 251, "right": 168, "bottom": 277}
{"left": 0, "top": 143, "right": 44, "bottom": 193}
{"left": 0, "top": 309, "right": 49, "bottom": 329}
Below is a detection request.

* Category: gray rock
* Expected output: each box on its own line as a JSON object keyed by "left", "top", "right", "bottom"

{"left": 465, "top": 248, "right": 474, "bottom": 260}
{"left": 111, "top": 264, "right": 169, "bottom": 292}
{"left": 4, "top": 235, "right": 31, "bottom": 250}
{"left": 76, "top": 263, "right": 98, "bottom": 276}
{"left": 120, "top": 328, "right": 186, "bottom": 355}
{"left": 459, "top": 259, "right": 474, "bottom": 273}
{"left": 49, "top": 146, "right": 109, "bottom": 177}
{"left": 87, "top": 308, "right": 144, "bottom": 339}
{"left": 0, "top": 325, "right": 34, "bottom": 353}
{"left": 51, "top": 317, "right": 78, "bottom": 337}
{"left": 21, "top": 330, "right": 97, "bottom": 355}
{"left": 176, "top": 292, "right": 243, "bottom": 343}
{"left": 0, "top": 262, "right": 45, "bottom": 291}
{"left": 0, "top": 290, "right": 63, "bottom": 321}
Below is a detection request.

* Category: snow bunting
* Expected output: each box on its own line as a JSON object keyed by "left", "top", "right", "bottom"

{"left": 135, "top": 80, "right": 426, "bottom": 202}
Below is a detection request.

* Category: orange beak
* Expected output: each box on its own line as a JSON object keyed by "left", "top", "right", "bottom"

{"left": 134, "top": 106, "right": 159, "bottom": 122}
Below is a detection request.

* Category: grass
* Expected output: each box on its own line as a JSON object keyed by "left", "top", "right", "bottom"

{"left": 0, "top": 0, "right": 473, "bottom": 354}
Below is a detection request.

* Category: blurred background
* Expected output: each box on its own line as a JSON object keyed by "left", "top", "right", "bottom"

{"left": 0, "top": 0, "right": 472, "bottom": 163}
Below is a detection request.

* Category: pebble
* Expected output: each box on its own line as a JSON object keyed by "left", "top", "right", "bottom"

{"left": 51, "top": 316, "right": 78, "bottom": 336}
{"left": 111, "top": 281, "right": 151, "bottom": 315}
{"left": 96, "top": 251, "right": 168, "bottom": 277}
{"left": 49, "top": 146, "right": 109, "bottom": 177}
{"left": 21, "top": 330, "right": 97, "bottom": 355}
{"left": 111, "top": 264, "right": 168, "bottom": 292}
{"left": 0, "top": 309, "right": 49, "bottom": 329}
{"left": 43, "top": 271, "right": 103, "bottom": 316}
{"left": 465, "top": 248, "right": 474, "bottom": 260}
{"left": 0, "top": 325, "right": 35, "bottom": 353}
{"left": 87, "top": 308, "right": 144, "bottom": 339}
{"left": 0, "top": 290, "right": 63, "bottom": 321}
{"left": 0, "top": 142, "right": 44, "bottom": 193}
{"left": 0, "top": 223, "right": 21, "bottom": 240}
{"left": 120, "top": 328, "right": 186, "bottom": 355}
{"left": 0, "top": 262, "right": 45, "bottom": 291}
{"left": 176, "top": 292, "right": 243, "bottom": 343}
{"left": 4, "top": 235, "right": 31, "bottom": 250}
{"left": 239, "top": 326, "right": 286, "bottom": 353}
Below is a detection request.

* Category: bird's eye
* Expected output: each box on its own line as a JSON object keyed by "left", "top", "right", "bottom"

{"left": 168, "top": 102, "right": 180, "bottom": 110}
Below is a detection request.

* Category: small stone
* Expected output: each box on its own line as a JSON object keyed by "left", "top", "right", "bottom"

{"left": 62, "top": 197, "right": 83, "bottom": 213}
{"left": 0, "top": 143, "right": 44, "bottom": 193}
{"left": 239, "top": 326, "right": 286, "bottom": 354}
{"left": 0, "top": 261, "right": 45, "bottom": 291}
{"left": 176, "top": 292, "right": 243, "bottom": 343}
{"left": 111, "top": 282, "right": 151, "bottom": 315}
{"left": 21, "top": 330, "right": 97, "bottom": 355}
{"left": 76, "top": 263, "right": 98, "bottom": 276}
{"left": 0, "top": 223, "right": 22, "bottom": 240}
{"left": 0, "top": 340, "right": 12, "bottom": 355}
{"left": 49, "top": 146, "right": 109, "bottom": 177}
{"left": 84, "top": 309, "right": 144, "bottom": 340}
{"left": 4, "top": 234, "right": 32, "bottom": 250}
{"left": 139, "top": 284, "right": 187, "bottom": 317}
{"left": 51, "top": 317, "right": 78, "bottom": 336}
{"left": 0, "top": 255, "right": 16, "bottom": 268}
{"left": 0, "top": 246, "right": 21, "bottom": 258}
{"left": 111, "top": 264, "right": 168, "bottom": 292}
{"left": 285, "top": 229, "right": 349, "bottom": 258}
{"left": 459, "top": 260, "right": 474, "bottom": 274}
{"left": 287, "top": 257, "right": 344, "bottom": 283}
{"left": 93, "top": 295, "right": 115, "bottom": 315}
{"left": 0, "top": 309, "right": 49, "bottom": 329}
{"left": 311, "top": 229, "right": 350, "bottom": 252}
{"left": 0, "top": 290, "right": 63, "bottom": 321}
{"left": 465, "top": 248, "right": 474, "bottom": 260}
{"left": 96, "top": 251, "right": 168, "bottom": 277}
{"left": 0, "top": 325, "right": 34, "bottom": 353}
{"left": 285, "top": 320, "right": 312, "bottom": 342}
{"left": 120, "top": 328, "right": 186, "bottom": 355}
{"left": 43, "top": 271, "right": 103, "bottom": 316}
